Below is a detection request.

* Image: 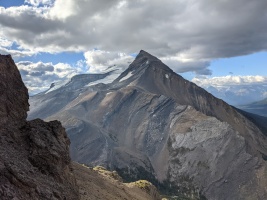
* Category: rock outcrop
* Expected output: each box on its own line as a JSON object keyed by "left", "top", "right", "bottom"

{"left": 29, "top": 50, "right": 267, "bottom": 199}
{"left": 0, "top": 54, "right": 79, "bottom": 200}
{"left": 0, "top": 55, "right": 29, "bottom": 127}
{"left": 73, "top": 162, "right": 161, "bottom": 200}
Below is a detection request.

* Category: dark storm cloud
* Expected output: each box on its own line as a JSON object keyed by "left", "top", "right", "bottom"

{"left": 0, "top": 0, "right": 267, "bottom": 75}
{"left": 161, "top": 58, "right": 212, "bottom": 75}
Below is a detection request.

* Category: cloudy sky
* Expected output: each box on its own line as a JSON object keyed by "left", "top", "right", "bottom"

{"left": 0, "top": 0, "right": 267, "bottom": 96}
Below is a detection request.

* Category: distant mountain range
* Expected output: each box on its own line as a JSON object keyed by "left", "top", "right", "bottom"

{"left": 237, "top": 98, "right": 267, "bottom": 117}
{"left": 193, "top": 83, "right": 267, "bottom": 106}
{"left": 29, "top": 50, "right": 267, "bottom": 200}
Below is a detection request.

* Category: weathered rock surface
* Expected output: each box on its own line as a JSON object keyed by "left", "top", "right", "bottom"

{"left": 0, "top": 54, "right": 79, "bottom": 200}
{"left": 29, "top": 50, "right": 267, "bottom": 200}
{"left": 0, "top": 55, "right": 29, "bottom": 127}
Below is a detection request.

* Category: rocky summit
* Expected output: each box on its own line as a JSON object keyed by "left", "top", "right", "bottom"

{"left": 0, "top": 54, "right": 163, "bottom": 200}
{"left": 29, "top": 50, "right": 267, "bottom": 200}
{"left": 0, "top": 54, "right": 80, "bottom": 200}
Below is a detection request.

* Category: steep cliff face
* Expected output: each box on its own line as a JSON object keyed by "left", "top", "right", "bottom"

{"left": 0, "top": 54, "right": 79, "bottom": 200}
{"left": 0, "top": 55, "right": 29, "bottom": 127}
{"left": 113, "top": 50, "right": 267, "bottom": 157}
{"left": 29, "top": 50, "right": 267, "bottom": 200}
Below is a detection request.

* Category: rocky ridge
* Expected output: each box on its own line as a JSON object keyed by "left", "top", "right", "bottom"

{"left": 29, "top": 50, "right": 267, "bottom": 199}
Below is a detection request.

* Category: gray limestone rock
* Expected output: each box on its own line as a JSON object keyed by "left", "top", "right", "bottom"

{"left": 29, "top": 50, "right": 267, "bottom": 200}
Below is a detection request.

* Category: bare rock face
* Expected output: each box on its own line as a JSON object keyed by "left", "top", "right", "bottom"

{"left": 28, "top": 50, "right": 267, "bottom": 200}
{"left": 0, "top": 54, "right": 79, "bottom": 200}
{"left": 0, "top": 55, "right": 29, "bottom": 127}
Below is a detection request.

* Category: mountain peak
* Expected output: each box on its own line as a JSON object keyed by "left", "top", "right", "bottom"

{"left": 135, "top": 50, "right": 161, "bottom": 64}
{"left": 28, "top": 51, "right": 267, "bottom": 199}
{"left": 138, "top": 50, "right": 159, "bottom": 60}
{"left": 115, "top": 50, "right": 173, "bottom": 83}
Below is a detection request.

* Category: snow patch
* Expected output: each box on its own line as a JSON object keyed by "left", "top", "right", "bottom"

{"left": 119, "top": 72, "right": 133, "bottom": 82}
{"left": 87, "top": 73, "right": 117, "bottom": 86}
{"left": 45, "top": 79, "right": 70, "bottom": 94}
{"left": 86, "top": 67, "right": 124, "bottom": 87}
{"left": 165, "top": 74, "right": 169, "bottom": 79}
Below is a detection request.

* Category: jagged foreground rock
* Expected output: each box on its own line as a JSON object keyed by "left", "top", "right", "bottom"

{"left": 0, "top": 54, "right": 162, "bottom": 200}
{"left": 0, "top": 55, "right": 80, "bottom": 199}
{"left": 29, "top": 51, "right": 267, "bottom": 199}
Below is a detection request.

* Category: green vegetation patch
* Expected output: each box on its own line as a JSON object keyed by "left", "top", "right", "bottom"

{"left": 132, "top": 180, "right": 152, "bottom": 190}
{"left": 93, "top": 166, "right": 123, "bottom": 181}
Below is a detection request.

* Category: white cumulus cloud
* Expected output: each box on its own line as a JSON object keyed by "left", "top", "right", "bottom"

{"left": 24, "top": 0, "right": 54, "bottom": 7}
{"left": 0, "top": 47, "right": 35, "bottom": 58}
{"left": 192, "top": 75, "right": 267, "bottom": 105}
{"left": 17, "top": 60, "right": 89, "bottom": 94}
{"left": 0, "top": 37, "right": 13, "bottom": 47}
{"left": 192, "top": 75, "right": 267, "bottom": 87}
{"left": 84, "top": 50, "right": 134, "bottom": 73}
